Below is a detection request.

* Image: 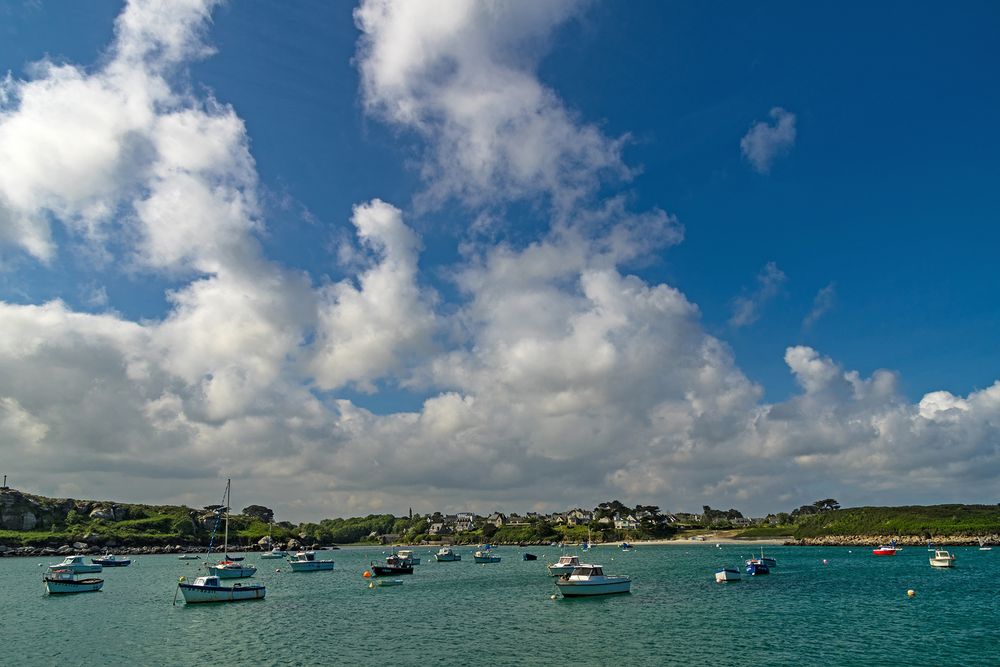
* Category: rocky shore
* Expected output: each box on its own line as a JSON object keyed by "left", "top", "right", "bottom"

{"left": 0, "top": 537, "right": 327, "bottom": 558}
{"left": 788, "top": 534, "right": 998, "bottom": 547}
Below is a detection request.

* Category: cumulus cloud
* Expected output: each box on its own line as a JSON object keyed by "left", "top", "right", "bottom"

{"left": 729, "top": 261, "right": 786, "bottom": 328}
{"left": 354, "top": 0, "right": 630, "bottom": 214}
{"left": 740, "top": 107, "right": 797, "bottom": 173}
{"left": 0, "top": 1, "right": 997, "bottom": 519}
{"left": 803, "top": 282, "right": 836, "bottom": 328}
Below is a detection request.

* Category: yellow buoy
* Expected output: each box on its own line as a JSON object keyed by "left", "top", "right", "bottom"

{"left": 178, "top": 576, "right": 186, "bottom": 582}
{"left": 550, "top": 594, "right": 557, "bottom": 600}
{"left": 907, "top": 589, "right": 915, "bottom": 598}
{"left": 369, "top": 582, "right": 375, "bottom": 589}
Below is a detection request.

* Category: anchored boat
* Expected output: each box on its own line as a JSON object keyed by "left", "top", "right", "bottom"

{"left": 44, "top": 569, "right": 104, "bottom": 594}
{"left": 288, "top": 551, "right": 335, "bottom": 572}
{"left": 715, "top": 567, "right": 741, "bottom": 583}
{"left": 48, "top": 555, "right": 102, "bottom": 574}
{"left": 176, "top": 575, "right": 265, "bottom": 603}
{"left": 555, "top": 564, "right": 631, "bottom": 597}
{"left": 435, "top": 547, "right": 461, "bottom": 562}
{"left": 929, "top": 550, "right": 956, "bottom": 568}
{"left": 91, "top": 554, "right": 131, "bottom": 567}
{"left": 547, "top": 555, "right": 581, "bottom": 576}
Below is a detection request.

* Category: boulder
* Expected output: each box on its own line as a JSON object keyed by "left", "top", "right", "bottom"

{"left": 287, "top": 539, "right": 301, "bottom": 550}
{"left": 257, "top": 536, "right": 272, "bottom": 548}
{"left": 89, "top": 508, "right": 115, "bottom": 521}
{"left": 72, "top": 541, "right": 88, "bottom": 550}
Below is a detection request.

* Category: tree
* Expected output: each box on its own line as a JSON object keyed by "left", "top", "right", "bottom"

{"left": 776, "top": 512, "right": 791, "bottom": 525}
{"left": 242, "top": 505, "right": 274, "bottom": 523}
{"left": 812, "top": 499, "right": 840, "bottom": 512}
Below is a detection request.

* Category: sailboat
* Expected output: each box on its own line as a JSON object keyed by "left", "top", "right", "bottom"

{"left": 205, "top": 479, "right": 257, "bottom": 579}
{"left": 260, "top": 522, "right": 289, "bottom": 559}
{"left": 978, "top": 537, "right": 992, "bottom": 551}
{"left": 176, "top": 479, "right": 264, "bottom": 604}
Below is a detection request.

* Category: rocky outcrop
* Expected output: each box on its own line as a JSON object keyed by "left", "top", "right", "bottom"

{"left": 791, "top": 533, "right": 1000, "bottom": 547}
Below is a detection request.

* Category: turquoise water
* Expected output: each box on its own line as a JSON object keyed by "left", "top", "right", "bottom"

{"left": 3, "top": 545, "right": 998, "bottom": 666}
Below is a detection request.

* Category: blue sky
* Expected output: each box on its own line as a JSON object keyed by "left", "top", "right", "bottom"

{"left": 0, "top": 0, "right": 997, "bottom": 519}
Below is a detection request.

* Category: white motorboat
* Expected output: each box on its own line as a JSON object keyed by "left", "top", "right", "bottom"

{"left": 372, "top": 578, "right": 404, "bottom": 587}
{"left": 929, "top": 550, "right": 956, "bottom": 568}
{"left": 91, "top": 554, "right": 131, "bottom": 567}
{"left": 176, "top": 575, "right": 265, "bottom": 603}
{"left": 715, "top": 567, "right": 742, "bottom": 583}
{"left": 48, "top": 555, "right": 102, "bottom": 574}
{"left": 177, "top": 553, "right": 201, "bottom": 560}
{"left": 435, "top": 547, "right": 461, "bottom": 562}
{"left": 260, "top": 549, "right": 289, "bottom": 559}
{"left": 396, "top": 549, "right": 420, "bottom": 565}
{"left": 473, "top": 549, "right": 501, "bottom": 564}
{"left": 547, "top": 555, "right": 581, "bottom": 576}
{"left": 287, "top": 551, "right": 335, "bottom": 572}
{"left": 44, "top": 569, "right": 104, "bottom": 594}
{"left": 555, "top": 564, "right": 631, "bottom": 597}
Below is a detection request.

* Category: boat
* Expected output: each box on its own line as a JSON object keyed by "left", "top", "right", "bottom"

{"left": 395, "top": 549, "right": 420, "bottom": 565}
{"left": 373, "top": 578, "right": 404, "bottom": 587}
{"left": 756, "top": 547, "right": 776, "bottom": 567}
{"left": 555, "top": 564, "right": 631, "bottom": 597}
{"left": 929, "top": 550, "right": 956, "bottom": 568}
{"left": 178, "top": 553, "right": 201, "bottom": 560}
{"left": 745, "top": 559, "right": 770, "bottom": 576}
{"left": 91, "top": 554, "right": 131, "bottom": 567}
{"left": 547, "top": 555, "right": 582, "bottom": 576}
{"left": 44, "top": 569, "right": 104, "bottom": 594}
{"left": 204, "top": 479, "right": 257, "bottom": 579}
{"left": 473, "top": 548, "right": 501, "bottom": 564}
{"left": 176, "top": 575, "right": 265, "bottom": 604}
{"left": 435, "top": 547, "right": 461, "bottom": 562}
{"left": 620, "top": 542, "right": 632, "bottom": 552}
{"left": 523, "top": 553, "right": 538, "bottom": 561}
{"left": 370, "top": 560, "right": 413, "bottom": 576}
{"left": 715, "top": 567, "right": 741, "bottom": 583}
{"left": 260, "top": 548, "right": 289, "bottom": 559}
{"left": 48, "top": 555, "right": 102, "bottom": 574}
{"left": 978, "top": 537, "right": 992, "bottom": 551}
{"left": 872, "top": 540, "right": 899, "bottom": 556}
{"left": 287, "top": 551, "right": 335, "bottom": 572}
{"left": 927, "top": 540, "right": 936, "bottom": 552}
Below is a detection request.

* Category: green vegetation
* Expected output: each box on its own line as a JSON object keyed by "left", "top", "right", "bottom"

{"left": 733, "top": 525, "right": 796, "bottom": 539}
{"left": 791, "top": 504, "right": 1000, "bottom": 539}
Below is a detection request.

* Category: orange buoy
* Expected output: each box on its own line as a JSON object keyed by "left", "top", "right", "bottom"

{"left": 363, "top": 570, "right": 372, "bottom": 578}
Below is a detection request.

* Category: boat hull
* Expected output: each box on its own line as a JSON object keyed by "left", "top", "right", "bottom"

{"left": 435, "top": 554, "right": 461, "bottom": 562}
{"left": 746, "top": 562, "right": 769, "bottom": 576}
{"left": 91, "top": 558, "right": 130, "bottom": 567}
{"left": 474, "top": 556, "right": 501, "bottom": 563}
{"left": 178, "top": 582, "right": 265, "bottom": 603}
{"left": 259, "top": 552, "right": 287, "bottom": 559}
{"left": 44, "top": 578, "right": 104, "bottom": 594}
{"left": 715, "top": 569, "right": 741, "bottom": 582}
{"left": 371, "top": 565, "right": 412, "bottom": 576}
{"left": 207, "top": 565, "right": 257, "bottom": 578}
{"left": 556, "top": 579, "right": 631, "bottom": 597}
{"left": 288, "top": 560, "right": 335, "bottom": 572}
{"left": 547, "top": 564, "right": 576, "bottom": 576}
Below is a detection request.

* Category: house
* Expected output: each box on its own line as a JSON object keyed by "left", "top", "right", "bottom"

{"left": 428, "top": 523, "right": 450, "bottom": 536}
{"left": 379, "top": 533, "right": 400, "bottom": 545}
{"left": 566, "top": 509, "right": 593, "bottom": 526}
{"left": 486, "top": 512, "right": 507, "bottom": 528}
{"left": 614, "top": 515, "right": 639, "bottom": 530}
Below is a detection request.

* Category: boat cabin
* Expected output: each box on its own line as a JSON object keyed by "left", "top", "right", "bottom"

{"left": 292, "top": 551, "right": 316, "bottom": 561}
{"left": 556, "top": 556, "right": 581, "bottom": 567}
{"left": 571, "top": 565, "right": 604, "bottom": 577}
{"left": 47, "top": 569, "right": 78, "bottom": 581}
{"left": 192, "top": 576, "right": 222, "bottom": 587}
{"left": 58, "top": 555, "right": 87, "bottom": 565}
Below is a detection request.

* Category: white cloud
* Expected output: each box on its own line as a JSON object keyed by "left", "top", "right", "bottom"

{"left": 740, "top": 107, "right": 797, "bottom": 174}
{"left": 309, "top": 199, "right": 439, "bottom": 392}
{"left": 729, "top": 261, "right": 786, "bottom": 328}
{"left": 0, "top": 1, "right": 997, "bottom": 520}
{"left": 354, "top": 0, "right": 630, "bottom": 214}
{"left": 803, "top": 282, "right": 836, "bottom": 328}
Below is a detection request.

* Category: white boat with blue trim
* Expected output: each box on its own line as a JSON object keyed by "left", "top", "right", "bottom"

{"left": 44, "top": 569, "right": 104, "bottom": 594}
{"left": 177, "top": 575, "right": 265, "bottom": 603}
{"left": 555, "top": 564, "right": 631, "bottom": 597}
{"left": 48, "top": 555, "right": 102, "bottom": 574}
{"left": 288, "top": 551, "right": 335, "bottom": 572}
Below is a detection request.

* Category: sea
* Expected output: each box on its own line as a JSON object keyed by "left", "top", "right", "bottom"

{"left": 2, "top": 544, "right": 997, "bottom": 666}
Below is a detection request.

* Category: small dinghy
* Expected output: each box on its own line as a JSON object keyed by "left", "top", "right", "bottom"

{"left": 523, "top": 553, "right": 538, "bottom": 561}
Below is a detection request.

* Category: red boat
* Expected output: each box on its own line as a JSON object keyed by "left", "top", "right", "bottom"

{"left": 872, "top": 541, "right": 899, "bottom": 556}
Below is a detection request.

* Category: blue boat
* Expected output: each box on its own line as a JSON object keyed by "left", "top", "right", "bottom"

{"left": 91, "top": 555, "right": 131, "bottom": 567}
{"left": 745, "top": 559, "right": 770, "bottom": 576}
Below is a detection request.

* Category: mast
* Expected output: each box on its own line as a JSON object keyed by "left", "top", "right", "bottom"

{"left": 223, "top": 478, "right": 231, "bottom": 556}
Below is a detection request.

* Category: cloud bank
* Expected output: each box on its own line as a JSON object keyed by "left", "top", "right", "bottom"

{"left": 0, "top": 1, "right": 995, "bottom": 519}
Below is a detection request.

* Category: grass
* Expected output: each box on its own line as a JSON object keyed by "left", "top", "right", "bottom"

{"left": 792, "top": 504, "right": 1000, "bottom": 538}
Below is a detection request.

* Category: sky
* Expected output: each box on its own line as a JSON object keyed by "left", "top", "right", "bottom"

{"left": 0, "top": 0, "right": 997, "bottom": 521}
